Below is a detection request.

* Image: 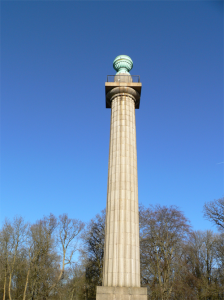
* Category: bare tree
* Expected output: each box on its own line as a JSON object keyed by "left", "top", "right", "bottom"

{"left": 25, "top": 214, "right": 58, "bottom": 300}
{"left": 81, "top": 209, "right": 105, "bottom": 299}
{"left": 0, "top": 219, "right": 13, "bottom": 300}
{"left": 62, "top": 264, "right": 86, "bottom": 300}
{"left": 48, "top": 214, "right": 84, "bottom": 295}
{"left": 203, "top": 197, "right": 224, "bottom": 231}
{"left": 8, "top": 217, "right": 27, "bottom": 300}
{"left": 214, "top": 232, "right": 224, "bottom": 296}
{"left": 0, "top": 213, "right": 85, "bottom": 300}
{"left": 182, "top": 230, "right": 223, "bottom": 300}
{"left": 139, "top": 204, "right": 191, "bottom": 300}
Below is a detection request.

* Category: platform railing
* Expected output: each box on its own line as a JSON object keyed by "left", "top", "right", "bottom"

{"left": 107, "top": 75, "right": 140, "bottom": 83}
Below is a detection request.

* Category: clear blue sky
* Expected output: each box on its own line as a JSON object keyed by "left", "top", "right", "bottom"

{"left": 1, "top": 1, "right": 223, "bottom": 232}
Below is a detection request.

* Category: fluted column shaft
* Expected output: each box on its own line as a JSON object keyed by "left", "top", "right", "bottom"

{"left": 103, "top": 93, "right": 140, "bottom": 288}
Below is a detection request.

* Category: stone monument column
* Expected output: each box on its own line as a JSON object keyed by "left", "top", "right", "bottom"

{"left": 96, "top": 55, "right": 147, "bottom": 300}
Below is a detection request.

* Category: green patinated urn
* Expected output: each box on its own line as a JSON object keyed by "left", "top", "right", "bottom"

{"left": 113, "top": 55, "right": 133, "bottom": 74}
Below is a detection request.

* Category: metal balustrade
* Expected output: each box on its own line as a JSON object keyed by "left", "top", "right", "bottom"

{"left": 107, "top": 75, "right": 140, "bottom": 83}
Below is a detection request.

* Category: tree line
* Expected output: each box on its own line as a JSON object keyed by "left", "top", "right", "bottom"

{"left": 0, "top": 198, "right": 223, "bottom": 300}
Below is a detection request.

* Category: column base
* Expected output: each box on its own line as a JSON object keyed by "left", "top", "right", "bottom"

{"left": 96, "top": 286, "right": 147, "bottom": 300}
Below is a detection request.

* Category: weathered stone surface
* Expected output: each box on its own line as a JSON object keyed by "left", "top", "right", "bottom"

{"left": 96, "top": 286, "right": 147, "bottom": 300}
{"left": 102, "top": 94, "right": 140, "bottom": 288}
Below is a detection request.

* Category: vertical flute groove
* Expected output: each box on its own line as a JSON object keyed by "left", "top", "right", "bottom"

{"left": 103, "top": 94, "right": 140, "bottom": 288}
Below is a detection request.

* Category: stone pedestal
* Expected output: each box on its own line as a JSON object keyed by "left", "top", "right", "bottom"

{"left": 96, "top": 287, "right": 147, "bottom": 300}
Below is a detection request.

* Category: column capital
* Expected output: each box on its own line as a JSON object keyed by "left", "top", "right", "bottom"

{"left": 105, "top": 82, "right": 142, "bottom": 109}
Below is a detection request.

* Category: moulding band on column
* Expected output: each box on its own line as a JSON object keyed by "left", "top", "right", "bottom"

{"left": 106, "top": 87, "right": 140, "bottom": 107}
